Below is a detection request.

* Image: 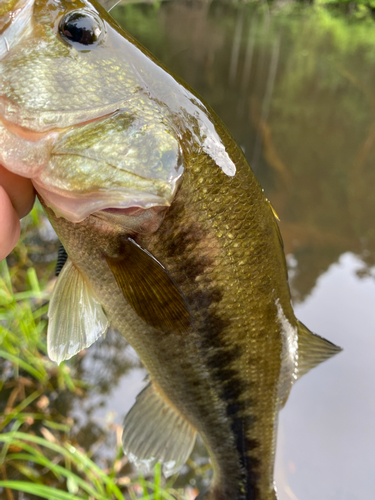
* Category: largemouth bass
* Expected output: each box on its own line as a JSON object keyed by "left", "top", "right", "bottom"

{"left": 0, "top": 0, "right": 341, "bottom": 498}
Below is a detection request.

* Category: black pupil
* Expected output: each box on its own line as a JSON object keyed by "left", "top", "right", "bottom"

{"left": 60, "top": 12, "right": 101, "bottom": 46}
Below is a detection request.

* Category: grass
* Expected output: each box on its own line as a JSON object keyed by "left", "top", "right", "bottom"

{"left": 0, "top": 206, "right": 196, "bottom": 500}
{"left": 0, "top": 430, "right": 181, "bottom": 499}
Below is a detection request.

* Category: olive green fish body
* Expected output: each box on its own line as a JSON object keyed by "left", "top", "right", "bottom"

{"left": 139, "top": 142, "right": 293, "bottom": 498}
{"left": 44, "top": 135, "right": 292, "bottom": 500}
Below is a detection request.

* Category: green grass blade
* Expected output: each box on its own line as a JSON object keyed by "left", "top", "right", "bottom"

{"left": 27, "top": 267, "right": 41, "bottom": 293}
{"left": 142, "top": 480, "right": 180, "bottom": 500}
{"left": 0, "top": 481, "right": 83, "bottom": 500}
{"left": 0, "top": 350, "right": 46, "bottom": 381}
{"left": 154, "top": 463, "right": 161, "bottom": 500}
{"left": 0, "top": 259, "right": 12, "bottom": 289}
{"left": 0, "top": 433, "right": 125, "bottom": 499}
{"left": 5, "top": 452, "right": 111, "bottom": 500}
{"left": 0, "top": 391, "right": 42, "bottom": 431}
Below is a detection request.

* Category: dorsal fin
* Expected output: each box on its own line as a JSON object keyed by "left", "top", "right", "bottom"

{"left": 297, "top": 320, "right": 342, "bottom": 379}
{"left": 55, "top": 242, "right": 68, "bottom": 276}
{"left": 105, "top": 238, "right": 193, "bottom": 334}
{"left": 122, "top": 381, "right": 197, "bottom": 477}
{"left": 48, "top": 259, "right": 109, "bottom": 364}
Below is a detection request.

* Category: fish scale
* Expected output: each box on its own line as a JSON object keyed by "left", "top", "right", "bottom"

{"left": 43, "top": 143, "right": 281, "bottom": 498}
{"left": 131, "top": 144, "right": 287, "bottom": 498}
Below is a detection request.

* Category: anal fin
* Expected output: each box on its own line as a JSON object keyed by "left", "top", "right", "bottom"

{"left": 122, "top": 382, "right": 197, "bottom": 477}
{"left": 297, "top": 320, "right": 342, "bottom": 379}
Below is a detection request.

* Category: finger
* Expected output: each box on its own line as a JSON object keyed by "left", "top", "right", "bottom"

{"left": 0, "top": 185, "right": 21, "bottom": 260}
{"left": 0, "top": 164, "right": 35, "bottom": 218}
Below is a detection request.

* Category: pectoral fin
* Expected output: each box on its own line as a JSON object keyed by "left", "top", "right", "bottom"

{"left": 105, "top": 238, "right": 192, "bottom": 333}
{"left": 122, "top": 382, "right": 197, "bottom": 477}
{"left": 297, "top": 320, "right": 342, "bottom": 379}
{"left": 48, "top": 259, "right": 109, "bottom": 364}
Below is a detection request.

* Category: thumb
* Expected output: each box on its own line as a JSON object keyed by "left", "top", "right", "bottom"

{"left": 0, "top": 185, "right": 21, "bottom": 260}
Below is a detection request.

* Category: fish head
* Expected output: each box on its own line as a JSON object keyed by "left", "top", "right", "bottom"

{"left": 0, "top": 0, "right": 184, "bottom": 227}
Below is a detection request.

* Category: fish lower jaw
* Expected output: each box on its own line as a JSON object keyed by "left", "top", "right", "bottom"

{"left": 33, "top": 181, "right": 170, "bottom": 226}
{"left": 101, "top": 206, "right": 166, "bottom": 216}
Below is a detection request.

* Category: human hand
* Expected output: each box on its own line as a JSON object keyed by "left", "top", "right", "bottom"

{"left": 0, "top": 164, "right": 36, "bottom": 260}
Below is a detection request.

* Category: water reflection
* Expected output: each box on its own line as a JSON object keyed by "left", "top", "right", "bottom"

{"left": 276, "top": 253, "right": 375, "bottom": 499}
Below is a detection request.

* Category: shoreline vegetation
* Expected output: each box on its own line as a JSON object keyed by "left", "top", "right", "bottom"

{"left": 100, "top": 0, "right": 375, "bottom": 20}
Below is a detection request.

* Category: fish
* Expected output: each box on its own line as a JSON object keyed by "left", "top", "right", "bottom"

{"left": 0, "top": 0, "right": 342, "bottom": 498}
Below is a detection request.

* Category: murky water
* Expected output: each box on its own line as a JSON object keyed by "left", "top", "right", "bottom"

{"left": 11, "top": 1, "right": 375, "bottom": 498}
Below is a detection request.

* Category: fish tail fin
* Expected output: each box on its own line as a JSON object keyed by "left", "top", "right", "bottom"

{"left": 297, "top": 320, "right": 342, "bottom": 379}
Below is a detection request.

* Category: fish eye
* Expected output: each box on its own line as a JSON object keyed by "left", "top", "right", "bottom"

{"left": 59, "top": 10, "right": 104, "bottom": 47}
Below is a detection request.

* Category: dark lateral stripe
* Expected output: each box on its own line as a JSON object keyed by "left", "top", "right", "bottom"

{"left": 154, "top": 204, "right": 262, "bottom": 499}
{"left": 196, "top": 301, "right": 261, "bottom": 500}
{"left": 230, "top": 409, "right": 261, "bottom": 500}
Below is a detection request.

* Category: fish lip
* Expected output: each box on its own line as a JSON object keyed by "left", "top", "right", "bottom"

{"left": 33, "top": 180, "right": 174, "bottom": 223}
{"left": 101, "top": 206, "right": 166, "bottom": 216}
{"left": 0, "top": 103, "right": 121, "bottom": 138}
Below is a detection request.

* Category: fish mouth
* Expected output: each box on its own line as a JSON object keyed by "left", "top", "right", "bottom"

{"left": 102, "top": 206, "right": 166, "bottom": 216}
{"left": 33, "top": 181, "right": 174, "bottom": 223}
{"left": 0, "top": 108, "right": 118, "bottom": 145}
{"left": 0, "top": 94, "right": 137, "bottom": 133}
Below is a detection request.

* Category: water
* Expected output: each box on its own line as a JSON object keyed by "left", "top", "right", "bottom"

{"left": 275, "top": 252, "right": 375, "bottom": 499}
{"left": 11, "top": 1, "right": 375, "bottom": 498}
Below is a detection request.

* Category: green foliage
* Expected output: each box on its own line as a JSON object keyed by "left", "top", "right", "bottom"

{"left": 0, "top": 431, "right": 184, "bottom": 499}
{"left": 0, "top": 432, "right": 124, "bottom": 500}
{"left": 316, "top": 0, "right": 375, "bottom": 14}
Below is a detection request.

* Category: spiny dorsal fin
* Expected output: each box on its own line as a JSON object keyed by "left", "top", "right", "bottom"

{"left": 48, "top": 259, "right": 109, "bottom": 364}
{"left": 297, "top": 320, "right": 342, "bottom": 379}
{"left": 55, "top": 242, "right": 68, "bottom": 277}
{"left": 122, "top": 381, "right": 197, "bottom": 477}
{"left": 105, "top": 238, "right": 193, "bottom": 334}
